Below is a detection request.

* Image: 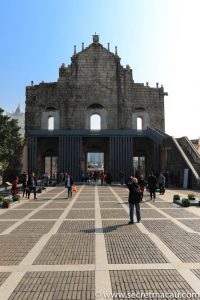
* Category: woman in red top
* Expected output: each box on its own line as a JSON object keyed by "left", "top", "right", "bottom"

{"left": 12, "top": 176, "right": 18, "bottom": 195}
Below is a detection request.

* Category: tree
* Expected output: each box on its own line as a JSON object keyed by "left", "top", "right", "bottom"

{"left": 0, "top": 108, "right": 22, "bottom": 181}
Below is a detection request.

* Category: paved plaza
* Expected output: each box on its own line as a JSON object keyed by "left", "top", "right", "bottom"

{"left": 0, "top": 185, "right": 200, "bottom": 299}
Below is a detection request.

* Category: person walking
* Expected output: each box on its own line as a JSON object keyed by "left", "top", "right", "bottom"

{"left": 21, "top": 172, "right": 28, "bottom": 198}
{"left": 147, "top": 172, "right": 157, "bottom": 200}
{"left": 27, "top": 172, "right": 37, "bottom": 199}
{"left": 126, "top": 177, "right": 142, "bottom": 224}
{"left": 65, "top": 172, "right": 74, "bottom": 198}
{"left": 158, "top": 172, "right": 166, "bottom": 195}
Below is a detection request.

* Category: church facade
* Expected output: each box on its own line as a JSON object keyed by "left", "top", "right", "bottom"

{"left": 25, "top": 35, "right": 200, "bottom": 186}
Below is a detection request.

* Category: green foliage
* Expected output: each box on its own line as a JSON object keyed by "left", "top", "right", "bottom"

{"left": 182, "top": 198, "right": 190, "bottom": 207}
{"left": 12, "top": 194, "right": 20, "bottom": 201}
{"left": 173, "top": 194, "right": 180, "bottom": 201}
{"left": 188, "top": 193, "right": 195, "bottom": 200}
{"left": 0, "top": 108, "right": 22, "bottom": 180}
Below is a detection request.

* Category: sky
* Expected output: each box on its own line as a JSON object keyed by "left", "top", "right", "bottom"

{"left": 0, "top": 0, "right": 199, "bottom": 139}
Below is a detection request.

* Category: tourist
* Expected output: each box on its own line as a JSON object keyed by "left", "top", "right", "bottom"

{"left": 27, "top": 172, "right": 37, "bottom": 199}
{"left": 22, "top": 172, "right": 28, "bottom": 198}
{"left": 119, "top": 171, "right": 124, "bottom": 186}
{"left": 147, "top": 172, "right": 157, "bottom": 200}
{"left": 138, "top": 174, "right": 147, "bottom": 200}
{"left": 158, "top": 172, "right": 166, "bottom": 195}
{"left": 65, "top": 172, "right": 74, "bottom": 198}
{"left": 12, "top": 176, "right": 18, "bottom": 196}
{"left": 126, "top": 176, "right": 142, "bottom": 224}
{"left": 100, "top": 172, "right": 105, "bottom": 186}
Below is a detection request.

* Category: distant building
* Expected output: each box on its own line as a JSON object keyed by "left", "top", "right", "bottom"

{"left": 6, "top": 104, "right": 25, "bottom": 137}
{"left": 24, "top": 34, "right": 200, "bottom": 187}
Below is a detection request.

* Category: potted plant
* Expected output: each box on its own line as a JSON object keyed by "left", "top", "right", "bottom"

{"left": 12, "top": 194, "right": 20, "bottom": 202}
{"left": 2, "top": 197, "right": 11, "bottom": 208}
{"left": 182, "top": 198, "right": 190, "bottom": 207}
{"left": 188, "top": 193, "right": 196, "bottom": 200}
{"left": 173, "top": 194, "right": 180, "bottom": 202}
{"left": 0, "top": 195, "right": 4, "bottom": 202}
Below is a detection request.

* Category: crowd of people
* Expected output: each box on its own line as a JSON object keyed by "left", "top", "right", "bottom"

{"left": 9, "top": 169, "right": 167, "bottom": 226}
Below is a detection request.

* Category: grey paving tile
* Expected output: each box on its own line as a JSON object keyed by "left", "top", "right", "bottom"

{"left": 151, "top": 202, "right": 180, "bottom": 208}
{"left": 30, "top": 210, "right": 63, "bottom": 219}
{"left": 45, "top": 202, "right": 70, "bottom": 209}
{"left": 102, "top": 220, "right": 142, "bottom": 234}
{"left": 160, "top": 209, "right": 198, "bottom": 218}
{"left": 0, "top": 272, "right": 11, "bottom": 287}
{"left": 0, "top": 235, "right": 40, "bottom": 265}
{"left": 101, "top": 209, "right": 128, "bottom": 219}
{"left": 105, "top": 233, "right": 168, "bottom": 264}
{"left": 66, "top": 210, "right": 95, "bottom": 219}
{"left": 140, "top": 209, "right": 166, "bottom": 218}
{"left": 110, "top": 269, "right": 195, "bottom": 299}
{"left": 15, "top": 202, "right": 44, "bottom": 209}
{"left": 72, "top": 202, "right": 95, "bottom": 208}
{"left": 0, "top": 221, "right": 16, "bottom": 233}
{"left": 192, "top": 269, "right": 200, "bottom": 280}
{"left": 100, "top": 202, "right": 123, "bottom": 208}
{"left": 143, "top": 220, "right": 200, "bottom": 262}
{"left": 33, "top": 234, "right": 95, "bottom": 265}
{"left": 11, "top": 221, "right": 55, "bottom": 235}
{"left": 178, "top": 219, "right": 200, "bottom": 232}
{"left": 57, "top": 221, "right": 95, "bottom": 233}
{"left": 0, "top": 210, "right": 33, "bottom": 219}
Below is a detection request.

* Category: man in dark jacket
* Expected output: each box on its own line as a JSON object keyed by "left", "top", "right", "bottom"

{"left": 27, "top": 172, "right": 37, "bottom": 199}
{"left": 147, "top": 172, "right": 157, "bottom": 200}
{"left": 65, "top": 172, "right": 74, "bottom": 198}
{"left": 126, "top": 177, "right": 142, "bottom": 224}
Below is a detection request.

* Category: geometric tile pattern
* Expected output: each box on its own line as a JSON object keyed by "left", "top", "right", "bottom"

{"left": 160, "top": 209, "right": 198, "bottom": 218}
{"left": 33, "top": 233, "right": 95, "bottom": 265}
{"left": 0, "top": 186, "right": 199, "bottom": 299}
{"left": 8, "top": 271, "right": 95, "bottom": 300}
{"left": 105, "top": 233, "right": 168, "bottom": 264}
{"left": 57, "top": 220, "right": 95, "bottom": 233}
{"left": 11, "top": 221, "right": 55, "bottom": 235}
{"left": 177, "top": 219, "right": 200, "bottom": 232}
{"left": 142, "top": 220, "right": 200, "bottom": 262}
{"left": 0, "top": 235, "right": 40, "bottom": 265}
{"left": 66, "top": 210, "right": 95, "bottom": 219}
{"left": 110, "top": 269, "right": 195, "bottom": 298}
{"left": 0, "top": 221, "right": 16, "bottom": 233}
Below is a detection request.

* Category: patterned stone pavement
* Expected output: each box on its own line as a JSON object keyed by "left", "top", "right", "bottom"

{"left": 0, "top": 186, "right": 200, "bottom": 299}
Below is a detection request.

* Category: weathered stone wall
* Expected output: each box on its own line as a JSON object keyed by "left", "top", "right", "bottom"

{"left": 25, "top": 36, "right": 166, "bottom": 133}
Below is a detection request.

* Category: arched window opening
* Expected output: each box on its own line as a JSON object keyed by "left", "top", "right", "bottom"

{"left": 48, "top": 116, "right": 54, "bottom": 130}
{"left": 90, "top": 114, "right": 101, "bottom": 130}
{"left": 137, "top": 117, "right": 143, "bottom": 130}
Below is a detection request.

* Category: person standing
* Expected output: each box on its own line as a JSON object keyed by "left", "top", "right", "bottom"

{"left": 22, "top": 172, "right": 28, "bottom": 198}
{"left": 65, "top": 172, "right": 74, "bottom": 198}
{"left": 12, "top": 176, "right": 18, "bottom": 196}
{"left": 147, "top": 172, "right": 157, "bottom": 200}
{"left": 27, "top": 172, "right": 37, "bottom": 199}
{"left": 119, "top": 171, "right": 124, "bottom": 186}
{"left": 126, "top": 177, "right": 142, "bottom": 224}
{"left": 158, "top": 173, "right": 166, "bottom": 195}
{"left": 138, "top": 174, "right": 147, "bottom": 200}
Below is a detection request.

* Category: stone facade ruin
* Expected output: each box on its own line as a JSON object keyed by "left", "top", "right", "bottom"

{"left": 25, "top": 35, "right": 200, "bottom": 187}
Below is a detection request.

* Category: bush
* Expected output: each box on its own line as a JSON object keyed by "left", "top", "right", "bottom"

{"left": 182, "top": 198, "right": 190, "bottom": 207}
{"left": 173, "top": 194, "right": 180, "bottom": 202}
{"left": 12, "top": 194, "right": 20, "bottom": 201}
{"left": 188, "top": 193, "right": 196, "bottom": 200}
